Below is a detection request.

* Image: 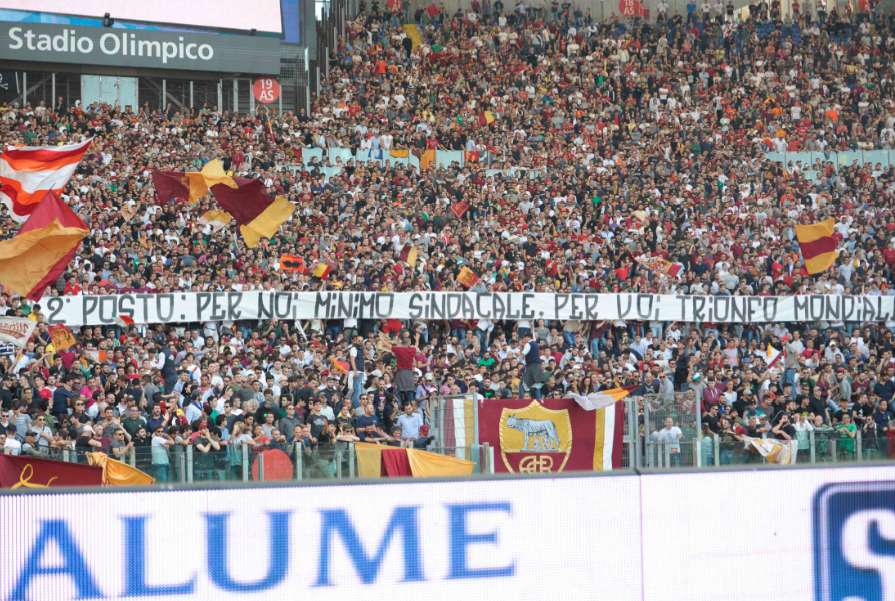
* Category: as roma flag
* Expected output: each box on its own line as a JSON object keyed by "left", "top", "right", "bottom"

{"left": 478, "top": 398, "right": 625, "bottom": 473}
{"left": 0, "top": 191, "right": 88, "bottom": 300}
{"left": 0, "top": 454, "right": 103, "bottom": 488}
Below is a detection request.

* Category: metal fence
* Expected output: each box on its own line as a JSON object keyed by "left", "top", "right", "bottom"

{"left": 30, "top": 391, "right": 877, "bottom": 483}
{"left": 35, "top": 438, "right": 496, "bottom": 483}
{"left": 635, "top": 391, "right": 883, "bottom": 469}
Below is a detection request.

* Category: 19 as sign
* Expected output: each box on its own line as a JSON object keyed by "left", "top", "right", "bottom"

{"left": 253, "top": 78, "right": 281, "bottom": 104}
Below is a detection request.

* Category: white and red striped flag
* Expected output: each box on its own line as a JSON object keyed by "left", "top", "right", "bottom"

{"left": 0, "top": 140, "right": 91, "bottom": 222}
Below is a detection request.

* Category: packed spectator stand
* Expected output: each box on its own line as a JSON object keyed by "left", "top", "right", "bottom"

{"left": 1, "top": 0, "right": 895, "bottom": 480}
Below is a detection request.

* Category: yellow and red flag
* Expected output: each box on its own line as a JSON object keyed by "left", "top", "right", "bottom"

{"left": 0, "top": 140, "right": 91, "bottom": 222}
{"left": 406, "top": 246, "right": 419, "bottom": 268}
{"left": 399, "top": 244, "right": 419, "bottom": 268}
{"left": 0, "top": 192, "right": 88, "bottom": 300}
{"left": 152, "top": 160, "right": 237, "bottom": 204}
{"left": 457, "top": 266, "right": 479, "bottom": 288}
{"left": 48, "top": 324, "right": 76, "bottom": 351}
{"left": 185, "top": 159, "right": 237, "bottom": 202}
{"left": 210, "top": 177, "right": 294, "bottom": 248}
{"left": 354, "top": 442, "right": 474, "bottom": 478}
{"left": 795, "top": 217, "right": 838, "bottom": 274}
{"left": 312, "top": 262, "right": 332, "bottom": 279}
{"left": 86, "top": 452, "right": 154, "bottom": 486}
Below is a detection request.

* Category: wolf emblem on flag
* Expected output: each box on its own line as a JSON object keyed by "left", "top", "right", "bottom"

{"left": 478, "top": 398, "right": 627, "bottom": 473}
{"left": 498, "top": 401, "right": 572, "bottom": 473}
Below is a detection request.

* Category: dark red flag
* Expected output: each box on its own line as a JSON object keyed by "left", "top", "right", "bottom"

{"left": 151, "top": 170, "right": 190, "bottom": 203}
{"left": 0, "top": 454, "right": 103, "bottom": 488}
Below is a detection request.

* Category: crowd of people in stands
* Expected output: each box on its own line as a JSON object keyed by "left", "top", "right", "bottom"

{"left": 2, "top": 0, "right": 895, "bottom": 477}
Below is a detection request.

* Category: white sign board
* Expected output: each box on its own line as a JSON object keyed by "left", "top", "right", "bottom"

{"left": 39, "top": 291, "right": 895, "bottom": 326}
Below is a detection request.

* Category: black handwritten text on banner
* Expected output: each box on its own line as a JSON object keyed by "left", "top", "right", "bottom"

{"left": 39, "top": 292, "right": 895, "bottom": 326}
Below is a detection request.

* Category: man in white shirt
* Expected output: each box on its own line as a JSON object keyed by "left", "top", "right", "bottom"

{"left": 3, "top": 425, "right": 22, "bottom": 455}
{"left": 396, "top": 402, "right": 430, "bottom": 448}
{"left": 651, "top": 418, "right": 683, "bottom": 466}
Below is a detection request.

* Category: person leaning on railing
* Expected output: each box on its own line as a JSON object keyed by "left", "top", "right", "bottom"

{"left": 150, "top": 426, "right": 174, "bottom": 483}
{"left": 109, "top": 428, "right": 133, "bottom": 461}
{"left": 834, "top": 414, "right": 858, "bottom": 459}
{"left": 132, "top": 426, "right": 152, "bottom": 471}
{"left": 20, "top": 431, "right": 44, "bottom": 457}
{"left": 227, "top": 422, "right": 254, "bottom": 479}
{"left": 268, "top": 428, "right": 290, "bottom": 453}
{"left": 194, "top": 425, "right": 227, "bottom": 481}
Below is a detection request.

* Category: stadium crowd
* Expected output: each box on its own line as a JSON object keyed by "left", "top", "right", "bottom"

{"left": 2, "top": 0, "right": 895, "bottom": 476}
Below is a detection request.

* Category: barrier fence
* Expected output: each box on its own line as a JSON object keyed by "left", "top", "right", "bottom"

{"left": 33, "top": 436, "right": 493, "bottom": 483}
{"left": 290, "top": 148, "right": 895, "bottom": 184}
{"left": 429, "top": 393, "right": 881, "bottom": 473}
{"left": 21, "top": 391, "right": 880, "bottom": 482}
{"left": 765, "top": 149, "right": 895, "bottom": 181}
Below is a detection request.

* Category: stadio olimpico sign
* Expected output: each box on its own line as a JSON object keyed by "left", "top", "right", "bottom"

{"left": 0, "top": 23, "right": 280, "bottom": 74}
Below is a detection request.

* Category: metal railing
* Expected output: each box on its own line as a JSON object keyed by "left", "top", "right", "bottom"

{"left": 37, "top": 436, "right": 491, "bottom": 484}
{"left": 655, "top": 428, "right": 874, "bottom": 469}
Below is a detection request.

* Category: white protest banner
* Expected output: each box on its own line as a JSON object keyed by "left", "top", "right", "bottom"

{"left": 37, "top": 291, "right": 895, "bottom": 327}
{"left": 0, "top": 316, "right": 37, "bottom": 347}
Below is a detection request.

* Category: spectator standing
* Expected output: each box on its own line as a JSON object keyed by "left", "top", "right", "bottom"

{"left": 651, "top": 417, "right": 684, "bottom": 466}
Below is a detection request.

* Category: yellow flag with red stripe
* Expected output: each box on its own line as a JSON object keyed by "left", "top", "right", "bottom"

{"left": 795, "top": 218, "right": 838, "bottom": 274}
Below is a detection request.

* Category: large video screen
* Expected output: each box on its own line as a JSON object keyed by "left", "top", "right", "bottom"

{"left": 0, "top": 0, "right": 282, "bottom": 33}
{"left": 5, "top": 465, "right": 895, "bottom": 600}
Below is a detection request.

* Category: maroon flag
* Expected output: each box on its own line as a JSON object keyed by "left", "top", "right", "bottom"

{"left": 0, "top": 454, "right": 103, "bottom": 488}
{"left": 151, "top": 170, "right": 190, "bottom": 203}
{"left": 210, "top": 177, "right": 270, "bottom": 224}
